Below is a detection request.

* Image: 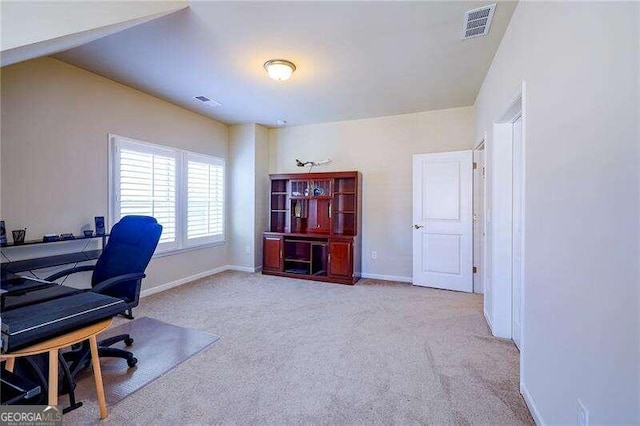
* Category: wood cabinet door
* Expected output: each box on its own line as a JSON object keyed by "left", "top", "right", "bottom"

{"left": 329, "top": 240, "right": 353, "bottom": 278}
{"left": 263, "top": 236, "right": 283, "bottom": 271}
{"left": 307, "top": 199, "right": 331, "bottom": 234}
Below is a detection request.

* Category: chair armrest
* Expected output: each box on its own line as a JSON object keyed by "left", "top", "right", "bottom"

{"left": 45, "top": 265, "right": 96, "bottom": 282}
{"left": 91, "top": 273, "right": 146, "bottom": 294}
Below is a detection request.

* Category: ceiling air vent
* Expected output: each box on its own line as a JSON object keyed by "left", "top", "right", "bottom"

{"left": 193, "top": 95, "right": 222, "bottom": 108}
{"left": 462, "top": 3, "right": 496, "bottom": 40}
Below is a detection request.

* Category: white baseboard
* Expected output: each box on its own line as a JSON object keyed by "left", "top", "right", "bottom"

{"left": 141, "top": 264, "right": 262, "bottom": 298}
{"left": 521, "top": 381, "right": 544, "bottom": 425}
{"left": 360, "top": 272, "right": 412, "bottom": 283}
{"left": 142, "top": 267, "right": 409, "bottom": 298}
{"left": 226, "top": 265, "right": 261, "bottom": 273}
{"left": 484, "top": 308, "right": 493, "bottom": 333}
{"left": 141, "top": 265, "right": 229, "bottom": 298}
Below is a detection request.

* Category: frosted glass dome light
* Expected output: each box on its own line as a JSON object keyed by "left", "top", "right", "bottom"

{"left": 264, "top": 59, "right": 296, "bottom": 81}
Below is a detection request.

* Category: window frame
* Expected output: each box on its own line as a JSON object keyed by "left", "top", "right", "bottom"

{"left": 184, "top": 151, "right": 226, "bottom": 248}
{"left": 108, "top": 134, "right": 226, "bottom": 255}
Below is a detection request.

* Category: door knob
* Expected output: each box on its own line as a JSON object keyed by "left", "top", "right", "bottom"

{"left": 414, "top": 224, "right": 424, "bottom": 229}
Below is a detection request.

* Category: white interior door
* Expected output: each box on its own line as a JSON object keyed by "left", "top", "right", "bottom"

{"left": 413, "top": 151, "right": 473, "bottom": 292}
{"left": 512, "top": 116, "right": 523, "bottom": 349}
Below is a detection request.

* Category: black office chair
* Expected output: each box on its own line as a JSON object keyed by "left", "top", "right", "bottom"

{"left": 46, "top": 215, "right": 162, "bottom": 370}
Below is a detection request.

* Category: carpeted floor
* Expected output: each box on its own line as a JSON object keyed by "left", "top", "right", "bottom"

{"left": 65, "top": 271, "right": 533, "bottom": 425}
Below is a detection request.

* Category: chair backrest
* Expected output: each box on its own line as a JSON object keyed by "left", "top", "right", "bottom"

{"left": 92, "top": 215, "right": 162, "bottom": 305}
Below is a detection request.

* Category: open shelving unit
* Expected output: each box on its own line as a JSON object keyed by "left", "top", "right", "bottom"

{"left": 270, "top": 179, "right": 289, "bottom": 233}
{"left": 283, "top": 237, "right": 328, "bottom": 277}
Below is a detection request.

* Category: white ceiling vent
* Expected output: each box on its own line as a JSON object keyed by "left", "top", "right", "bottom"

{"left": 462, "top": 4, "right": 496, "bottom": 40}
{"left": 193, "top": 95, "right": 222, "bottom": 108}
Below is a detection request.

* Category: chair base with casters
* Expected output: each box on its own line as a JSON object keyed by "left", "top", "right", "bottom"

{"left": 97, "top": 334, "right": 137, "bottom": 367}
{"left": 61, "top": 334, "right": 137, "bottom": 381}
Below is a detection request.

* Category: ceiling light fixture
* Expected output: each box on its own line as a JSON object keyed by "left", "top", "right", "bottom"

{"left": 264, "top": 59, "right": 296, "bottom": 81}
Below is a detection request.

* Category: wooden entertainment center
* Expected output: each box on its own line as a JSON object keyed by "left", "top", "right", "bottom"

{"left": 262, "top": 171, "right": 362, "bottom": 285}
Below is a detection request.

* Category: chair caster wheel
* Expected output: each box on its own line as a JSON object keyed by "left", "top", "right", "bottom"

{"left": 124, "top": 337, "right": 134, "bottom": 346}
{"left": 127, "top": 357, "right": 138, "bottom": 368}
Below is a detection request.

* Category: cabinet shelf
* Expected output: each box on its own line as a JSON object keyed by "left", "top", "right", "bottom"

{"left": 271, "top": 192, "right": 288, "bottom": 195}
{"left": 284, "top": 239, "right": 326, "bottom": 245}
{"left": 284, "top": 268, "right": 309, "bottom": 275}
{"left": 285, "top": 258, "right": 311, "bottom": 263}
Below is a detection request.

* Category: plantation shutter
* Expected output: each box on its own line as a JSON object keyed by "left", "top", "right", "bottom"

{"left": 115, "top": 141, "right": 176, "bottom": 246}
{"left": 186, "top": 155, "right": 225, "bottom": 243}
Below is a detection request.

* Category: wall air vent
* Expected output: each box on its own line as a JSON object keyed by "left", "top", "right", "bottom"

{"left": 193, "top": 95, "right": 222, "bottom": 108}
{"left": 462, "top": 3, "right": 496, "bottom": 40}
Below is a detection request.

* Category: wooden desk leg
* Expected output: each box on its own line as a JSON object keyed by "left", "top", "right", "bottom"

{"left": 89, "top": 335, "right": 108, "bottom": 419}
{"left": 5, "top": 357, "right": 15, "bottom": 373}
{"left": 48, "top": 349, "right": 58, "bottom": 406}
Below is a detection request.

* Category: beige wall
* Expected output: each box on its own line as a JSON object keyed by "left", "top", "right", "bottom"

{"left": 269, "top": 106, "right": 474, "bottom": 279}
{"left": 475, "top": 2, "right": 639, "bottom": 424}
{"left": 1, "top": 57, "right": 229, "bottom": 291}
{"left": 229, "top": 124, "right": 256, "bottom": 269}
{"left": 228, "top": 123, "right": 270, "bottom": 269}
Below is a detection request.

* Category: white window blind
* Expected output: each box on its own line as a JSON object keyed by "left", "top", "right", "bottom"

{"left": 187, "top": 156, "right": 225, "bottom": 243}
{"left": 110, "top": 135, "right": 225, "bottom": 253}
{"left": 118, "top": 148, "right": 176, "bottom": 244}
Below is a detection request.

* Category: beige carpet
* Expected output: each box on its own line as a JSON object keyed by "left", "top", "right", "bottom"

{"left": 64, "top": 271, "right": 533, "bottom": 425}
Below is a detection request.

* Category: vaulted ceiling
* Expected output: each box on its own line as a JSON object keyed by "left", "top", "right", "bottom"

{"left": 56, "top": 1, "right": 517, "bottom": 127}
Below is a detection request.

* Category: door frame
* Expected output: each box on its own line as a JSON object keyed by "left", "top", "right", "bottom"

{"left": 489, "top": 81, "right": 527, "bottom": 373}
{"left": 473, "top": 138, "right": 486, "bottom": 294}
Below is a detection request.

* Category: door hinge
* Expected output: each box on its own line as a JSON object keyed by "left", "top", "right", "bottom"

{"left": 473, "top": 162, "right": 478, "bottom": 169}
{"left": 473, "top": 266, "right": 478, "bottom": 273}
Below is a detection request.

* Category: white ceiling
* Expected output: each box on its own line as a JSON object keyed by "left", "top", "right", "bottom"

{"left": 55, "top": 1, "right": 517, "bottom": 127}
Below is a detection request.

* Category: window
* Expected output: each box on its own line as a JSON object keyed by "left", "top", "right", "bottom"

{"left": 110, "top": 135, "right": 225, "bottom": 253}
{"left": 186, "top": 154, "right": 224, "bottom": 242}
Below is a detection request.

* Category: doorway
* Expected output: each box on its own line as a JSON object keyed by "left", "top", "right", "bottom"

{"left": 489, "top": 82, "right": 526, "bottom": 351}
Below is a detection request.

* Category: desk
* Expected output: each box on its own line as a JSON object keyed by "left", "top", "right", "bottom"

{"left": 1, "top": 234, "right": 108, "bottom": 274}
{"left": 2, "top": 319, "right": 112, "bottom": 419}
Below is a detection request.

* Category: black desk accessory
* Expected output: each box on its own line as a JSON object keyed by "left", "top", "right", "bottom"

{"left": 1, "top": 291, "right": 126, "bottom": 353}
{"left": 0, "top": 220, "right": 6, "bottom": 245}
{"left": 1, "top": 369, "right": 41, "bottom": 405}
{"left": 11, "top": 229, "right": 25, "bottom": 244}
{"left": 95, "top": 216, "right": 105, "bottom": 236}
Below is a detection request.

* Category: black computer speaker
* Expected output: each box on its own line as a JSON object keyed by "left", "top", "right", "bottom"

{"left": 95, "top": 216, "right": 105, "bottom": 236}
